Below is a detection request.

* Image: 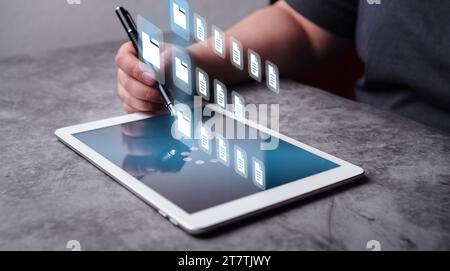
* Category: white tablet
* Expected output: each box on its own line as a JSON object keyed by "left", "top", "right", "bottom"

{"left": 55, "top": 105, "right": 364, "bottom": 235}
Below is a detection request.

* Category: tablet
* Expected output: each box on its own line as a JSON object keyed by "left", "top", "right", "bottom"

{"left": 55, "top": 105, "right": 364, "bottom": 234}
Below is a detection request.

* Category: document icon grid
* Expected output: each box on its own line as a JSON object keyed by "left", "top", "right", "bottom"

{"left": 213, "top": 27, "right": 224, "bottom": 57}
{"left": 234, "top": 147, "right": 247, "bottom": 178}
{"left": 173, "top": 3, "right": 187, "bottom": 30}
{"left": 253, "top": 158, "right": 265, "bottom": 189}
{"left": 177, "top": 111, "right": 191, "bottom": 139}
{"left": 196, "top": 17, "right": 205, "bottom": 42}
{"left": 217, "top": 137, "right": 229, "bottom": 165}
{"left": 175, "top": 57, "right": 189, "bottom": 84}
{"left": 142, "top": 32, "right": 160, "bottom": 69}
{"left": 266, "top": 61, "right": 279, "bottom": 93}
{"left": 232, "top": 41, "right": 241, "bottom": 67}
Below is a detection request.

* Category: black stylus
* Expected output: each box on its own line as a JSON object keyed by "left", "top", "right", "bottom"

{"left": 115, "top": 6, "right": 175, "bottom": 116}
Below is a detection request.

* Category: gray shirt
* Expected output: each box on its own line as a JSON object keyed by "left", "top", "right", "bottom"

{"left": 286, "top": 0, "right": 450, "bottom": 133}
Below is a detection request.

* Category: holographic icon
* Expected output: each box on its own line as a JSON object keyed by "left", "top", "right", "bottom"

{"left": 248, "top": 49, "right": 261, "bottom": 82}
{"left": 230, "top": 37, "right": 243, "bottom": 70}
{"left": 212, "top": 25, "right": 225, "bottom": 58}
{"left": 252, "top": 157, "right": 265, "bottom": 189}
{"left": 170, "top": 0, "right": 190, "bottom": 41}
{"left": 216, "top": 136, "right": 229, "bottom": 166}
{"left": 194, "top": 13, "right": 207, "bottom": 45}
{"left": 214, "top": 80, "right": 227, "bottom": 109}
{"left": 234, "top": 146, "right": 248, "bottom": 178}
{"left": 196, "top": 67, "right": 209, "bottom": 100}
{"left": 266, "top": 60, "right": 280, "bottom": 93}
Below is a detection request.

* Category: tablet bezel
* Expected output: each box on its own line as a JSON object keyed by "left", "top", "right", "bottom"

{"left": 55, "top": 105, "right": 364, "bottom": 234}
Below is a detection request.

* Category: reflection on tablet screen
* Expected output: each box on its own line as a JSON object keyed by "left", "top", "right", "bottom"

{"left": 74, "top": 111, "right": 338, "bottom": 214}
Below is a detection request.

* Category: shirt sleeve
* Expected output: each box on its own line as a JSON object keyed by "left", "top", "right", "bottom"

{"left": 285, "top": 0, "right": 359, "bottom": 39}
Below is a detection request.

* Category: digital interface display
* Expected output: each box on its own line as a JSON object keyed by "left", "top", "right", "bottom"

{"left": 74, "top": 111, "right": 339, "bottom": 213}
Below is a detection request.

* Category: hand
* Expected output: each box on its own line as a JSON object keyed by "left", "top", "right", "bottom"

{"left": 115, "top": 41, "right": 170, "bottom": 114}
{"left": 120, "top": 117, "right": 189, "bottom": 178}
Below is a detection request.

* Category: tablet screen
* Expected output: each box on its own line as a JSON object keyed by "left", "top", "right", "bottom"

{"left": 74, "top": 111, "right": 339, "bottom": 213}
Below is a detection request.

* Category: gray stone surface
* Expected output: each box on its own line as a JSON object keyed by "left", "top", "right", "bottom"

{"left": 0, "top": 41, "right": 449, "bottom": 251}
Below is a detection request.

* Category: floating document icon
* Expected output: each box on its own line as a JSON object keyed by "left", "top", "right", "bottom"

{"left": 172, "top": 50, "right": 192, "bottom": 94}
{"left": 196, "top": 18, "right": 205, "bottom": 41}
{"left": 212, "top": 26, "right": 225, "bottom": 58}
{"left": 175, "top": 57, "right": 189, "bottom": 84}
{"left": 252, "top": 157, "right": 265, "bottom": 189}
{"left": 214, "top": 80, "right": 227, "bottom": 109}
{"left": 232, "top": 91, "right": 245, "bottom": 119}
{"left": 232, "top": 42, "right": 240, "bottom": 66}
{"left": 142, "top": 32, "right": 160, "bottom": 69}
{"left": 230, "top": 38, "right": 243, "bottom": 70}
{"left": 216, "top": 85, "right": 225, "bottom": 108}
{"left": 248, "top": 49, "right": 261, "bottom": 82}
{"left": 173, "top": 3, "right": 187, "bottom": 29}
{"left": 196, "top": 68, "right": 209, "bottom": 100}
{"left": 199, "top": 125, "right": 211, "bottom": 154}
{"left": 250, "top": 55, "right": 258, "bottom": 77}
{"left": 198, "top": 72, "right": 207, "bottom": 95}
{"left": 268, "top": 65, "right": 277, "bottom": 88}
{"left": 170, "top": 0, "right": 190, "bottom": 41}
{"left": 234, "top": 146, "right": 247, "bottom": 178}
{"left": 137, "top": 16, "right": 165, "bottom": 84}
{"left": 266, "top": 61, "right": 279, "bottom": 93}
{"left": 177, "top": 110, "right": 191, "bottom": 138}
{"left": 216, "top": 136, "right": 229, "bottom": 166}
{"left": 194, "top": 14, "right": 207, "bottom": 43}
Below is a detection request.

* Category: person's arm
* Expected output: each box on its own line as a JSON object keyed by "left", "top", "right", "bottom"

{"left": 115, "top": 0, "right": 354, "bottom": 113}
{"left": 188, "top": 0, "right": 354, "bottom": 84}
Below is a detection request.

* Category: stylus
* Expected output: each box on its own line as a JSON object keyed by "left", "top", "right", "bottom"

{"left": 115, "top": 6, "right": 176, "bottom": 116}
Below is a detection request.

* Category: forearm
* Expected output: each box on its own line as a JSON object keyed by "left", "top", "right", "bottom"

{"left": 188, "top": 1, "right": 351, "bottom": 85}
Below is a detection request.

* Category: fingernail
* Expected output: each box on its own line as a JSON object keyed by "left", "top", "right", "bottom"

{"left": 142, "top": 72, "right": 155, "bottom": 85}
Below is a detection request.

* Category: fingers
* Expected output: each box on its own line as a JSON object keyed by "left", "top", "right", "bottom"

{"left": 115, "top": 41, "right": 156, "bottom": 85}
{"left": 115, "top": 41, "right": 171, "bottom": 86}
{"left": 117, "top": 69, "right": 162, "bottom": 103}
{"left": 115, "top": 41, "right": 177, "bottom": 114}
{"left": 122, "top": 103, "right": 142, "bottom": 114}
{"left": 118, "top": 83, "right": 163, "bottom": 113}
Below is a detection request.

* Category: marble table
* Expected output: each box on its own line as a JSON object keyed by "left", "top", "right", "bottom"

{"left": 0, "top": 41, "right": 449, "bottom": 250}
